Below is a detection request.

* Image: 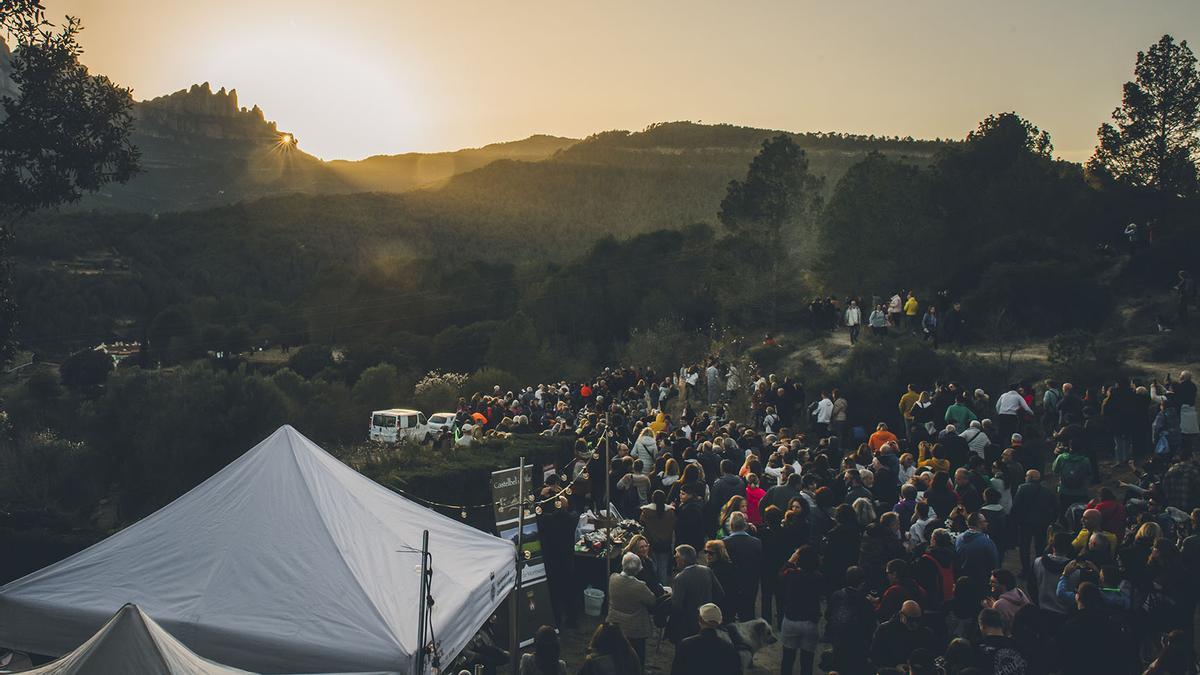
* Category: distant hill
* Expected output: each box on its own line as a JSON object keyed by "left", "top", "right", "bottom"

{"left": 79, "top": 82, "right": 576, "bottom": 212}
{"left": 405, "top": 121, "right": 949, "bottom": 257}
{"left": 0, "top": 41, "right": 577, "bottom": 212}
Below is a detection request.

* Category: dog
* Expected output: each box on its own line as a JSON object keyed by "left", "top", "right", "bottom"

{"left": 714, "top": 618, "right": 779, "bottom": 671}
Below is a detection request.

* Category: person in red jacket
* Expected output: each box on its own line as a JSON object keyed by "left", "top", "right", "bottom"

{"left": 1085, "top": 487, "right": 1127, "bottom": 534}
{"left": 874, "top": 558, "right": 927, "bottom": 620}
{"left": 744, "top": 473, "right": 766, "bottom": 526}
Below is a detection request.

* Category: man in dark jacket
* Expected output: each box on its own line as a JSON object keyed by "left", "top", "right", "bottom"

{"left": 709, "top": 460, "right": 747, "bottom": 532}
{"left": 955, "top": 512, "right": 999, "bottom": 588}
{"left": 825, "top": 566, "right": 876, "bottom": 674}
{"left": 759, "top": 472, "right": 801, "bottom": 520}
{"left": 722, "top": 512, "right": 763, "bottom": 621}
{"left": 667, "top": 545, "right": 726, "bottom": 645}
{"left": 1057, "top": 582, "right": 1120, "bottom": 675}
{"left": 1011, "top": 469, "right": 1057, "bottom": 577}
{"left": 870, "top": 600, "right": 935, "bottom": 669}
{"left": 675, "top": 485, "right": 707, "bottom": 553}
{"left": 670, "top": 603, "right": 742, "bottom": 675}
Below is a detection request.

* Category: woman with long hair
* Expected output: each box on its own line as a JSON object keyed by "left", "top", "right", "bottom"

{"left": 717, "top": 495, "right": 749, "bottom": 538}
{"left": 638, "top": 490, "right": 676, "bottom": 585}
{"left": 519, "top": 625, "right": 566, "bottom": 675}
{"left": 620, "top": 534, "right": 664, "bottom": 596}
{"left": 704, "top": 539, "right": 740, "bottom": 623}
{"left": 577, "top": 622, "right": 642, "bottom": 675}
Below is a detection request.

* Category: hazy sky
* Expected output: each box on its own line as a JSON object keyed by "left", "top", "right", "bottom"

{"left": 43, "top": 1, "right": 1200, "bottom": 162}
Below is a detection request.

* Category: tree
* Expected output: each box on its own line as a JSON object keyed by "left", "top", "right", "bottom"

{"left": 1090, "top": 35, "right": 1200, "bottom": 197}
{"left": 59, "top": 347, "right": 113, "bottom": 387}
{"left": 717, "top": 135, "right": 823, "bottom": 327}
{"left": 0, "top": 2, "right": 139, "bottom": 365}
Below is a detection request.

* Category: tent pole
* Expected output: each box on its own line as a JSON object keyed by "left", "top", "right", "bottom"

{"left": 416, "top": 529, "right": 430, "bottom": 674}
{"left": 509, "top": 456, "right": 526, "bottom": 674}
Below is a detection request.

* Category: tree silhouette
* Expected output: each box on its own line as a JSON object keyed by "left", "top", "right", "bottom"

{"left": 0, "top": 2, "right": 139, "bottom": 364}
{"left": 718, "top": 135, "right": 823, "bottom": 327}
{"left": 1089, "top": 34, "right": 1200, "bottom": 197}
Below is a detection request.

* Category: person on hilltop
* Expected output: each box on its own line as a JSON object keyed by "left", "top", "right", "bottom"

{"left": 904, "top": 292, "right": 920, "bottom": 333}
{"left": 921, "top": 305, "right": 939, "bottom": 348}
{"left": 845, "top": 299, "right": 862, "bottom": 345}
{"left": 888, "top": 291, "right": 904, "bottom": 327}
{"left": 869, "top": 303, "right": 889, "bottom": 338}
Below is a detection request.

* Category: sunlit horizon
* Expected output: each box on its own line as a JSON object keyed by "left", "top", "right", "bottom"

{"left": 42, "top": 0, "right": 1200, "bottom": 163}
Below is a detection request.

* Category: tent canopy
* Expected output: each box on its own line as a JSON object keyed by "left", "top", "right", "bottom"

{"left": 19, "top": 604, "right": 254, "bottom": 675}
{"left": 0, "top": 426, "right": 515, "bottom": 674}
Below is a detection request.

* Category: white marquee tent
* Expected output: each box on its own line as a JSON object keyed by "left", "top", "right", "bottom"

{"left": 17, "top": 604, "right": 256, "bottom": 675}
{"left": 0, "top": 426, "right": 516, "bottom": 674}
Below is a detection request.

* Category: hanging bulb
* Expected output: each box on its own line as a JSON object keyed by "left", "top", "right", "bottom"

{"left": 460, "top": 509, "right": 468, "bottom": 519}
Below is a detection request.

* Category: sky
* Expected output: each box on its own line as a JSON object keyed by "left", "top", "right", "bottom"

{"left": 42, "top": 0, "right": 1200, "bottom": 162}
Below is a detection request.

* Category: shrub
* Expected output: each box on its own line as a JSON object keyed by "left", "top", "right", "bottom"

{"left": 462, "top": 367, "right": 523, "bottom": 400}
{"left": 287, "top": 345, "right": 332, "bottom": 380}
{"left": 59, "top": 348, "right": 113, "bottom": 388}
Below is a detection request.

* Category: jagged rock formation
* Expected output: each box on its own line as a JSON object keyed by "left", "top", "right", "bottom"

{"left": 0, "top": 39, "right": 19, "bottom": 102}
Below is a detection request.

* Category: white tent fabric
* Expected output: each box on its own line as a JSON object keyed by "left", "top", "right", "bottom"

{"left": 0, "top": 426, "right": 516, "bottom": 674}
{"left": 19, "top": 604, "right": 255, "bottom": 675}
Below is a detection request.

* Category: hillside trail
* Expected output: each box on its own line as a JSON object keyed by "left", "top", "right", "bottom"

{"left": 776, "top": 318, "right": 1196, "bottom": 380}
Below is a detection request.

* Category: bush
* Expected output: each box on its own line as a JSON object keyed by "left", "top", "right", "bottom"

{"left": 1047, "top": 330, "right": 1125, "bottom": 378}
{"left": 59, "top": 348, "right": 113, "bottom": 388}
{"left": 351, "top": 364, "right": 407, "bottom": 409}
{"left": 287, "top": 345, "right": 332, "bottom": 380}
{"left": 462, "top": 367, "right": 523, "bottom": 400}
{"left": 622, "top": 318, "right": 708, "bottom": 373}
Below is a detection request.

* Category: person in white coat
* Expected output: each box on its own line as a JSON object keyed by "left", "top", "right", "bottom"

{"left": 632, "top": 427, "right": 657, "bottom": 475}
{"left": 845, "top": 300, "right": 862, "bottom": 345}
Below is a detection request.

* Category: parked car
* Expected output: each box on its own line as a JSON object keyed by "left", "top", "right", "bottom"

{"left": 427, "top": 412, "right": 456, "bottom": 434}
{"left": 368, "top": 409, "right": 430, "bottom": 444}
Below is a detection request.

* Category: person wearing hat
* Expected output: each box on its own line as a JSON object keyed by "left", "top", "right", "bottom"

{"left": 668, "top": 602, "right": 742, "bottom": 675}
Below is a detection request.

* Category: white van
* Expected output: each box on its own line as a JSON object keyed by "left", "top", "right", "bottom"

{"left": 368, "top": 409, "right": 430, "bottom": 444}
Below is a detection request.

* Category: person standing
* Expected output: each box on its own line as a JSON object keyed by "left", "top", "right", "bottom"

{"left": 898, "top": 384, "right": 920, "bottom": 439}
{"left": 831, "top": 389, "right": 850, "bottom": 442}
{"left": 519, "top": 625, "right": 568, "bottom": 675}
{"left": 639, "top": 491, "right": 676, "bottom": 585}
{"left": 888, "top": 291, "right": 904, "bottom": 327}
{"left": 722, "top": 512, "right": 763, "bottom": 621}
{"left": 668, "top": 604, "right": 742, "bottom": 675}
{"left": 813, "top": 391, "right": 833, "bottom": 438}
{"left": 666, "top": 545, "right": 725, "bottom": 645}
{"left": 824, "top": 566, "right": 876, "bottom": 674}
{"left": 845, "top": 300, "right": 862, "bottom": 345}
{"left": 1010, "top": 470, "right": 1056, "bottom": 578}
{"left": 1175, "top": 270, "right": 1195, "bottom": 323}
{"left": 577, "top": 623, "right": 642, "bottom": 675}
{"left": 778, "top": 545, "right": 825, "bottom": 675}
{"left": 921, "top": 306, "right": 939, "bottom": 348}
{"left": 869, "top": 303, "right": 889, "bottom": 338}
{"left": 904, "top": 293, "right": 920, "bottom": 333}
{"left": 995, "top": 385, "right": 1034, "bottom": 441}
{"left": 606, "top": 553, "right": 657, "bottom": 667}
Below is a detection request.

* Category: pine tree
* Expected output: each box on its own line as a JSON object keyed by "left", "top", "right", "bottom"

{"left": 1089, "top": 35, "right": 1200, "bottom": 197}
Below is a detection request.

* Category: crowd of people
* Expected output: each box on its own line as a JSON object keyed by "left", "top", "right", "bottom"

{"left": 452, "top": 361, "right": 1200, "bottom": 675}
{"left": 806, "top": 290, "right": 966, "bottom": 348}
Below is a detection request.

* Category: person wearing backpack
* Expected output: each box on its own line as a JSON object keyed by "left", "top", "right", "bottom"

{"left": 914, "top": 528, "right": 956, "bottom": 644}
{"left": 1052, "top": 440, "right": 1092, "bottom": 522}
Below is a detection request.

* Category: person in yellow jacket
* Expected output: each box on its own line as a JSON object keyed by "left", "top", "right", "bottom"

{"left": 898, "top": 384, "right": 920, "bottom": 438}
{"left": 903, "top": 293, "right": 920, "bottom": 332}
